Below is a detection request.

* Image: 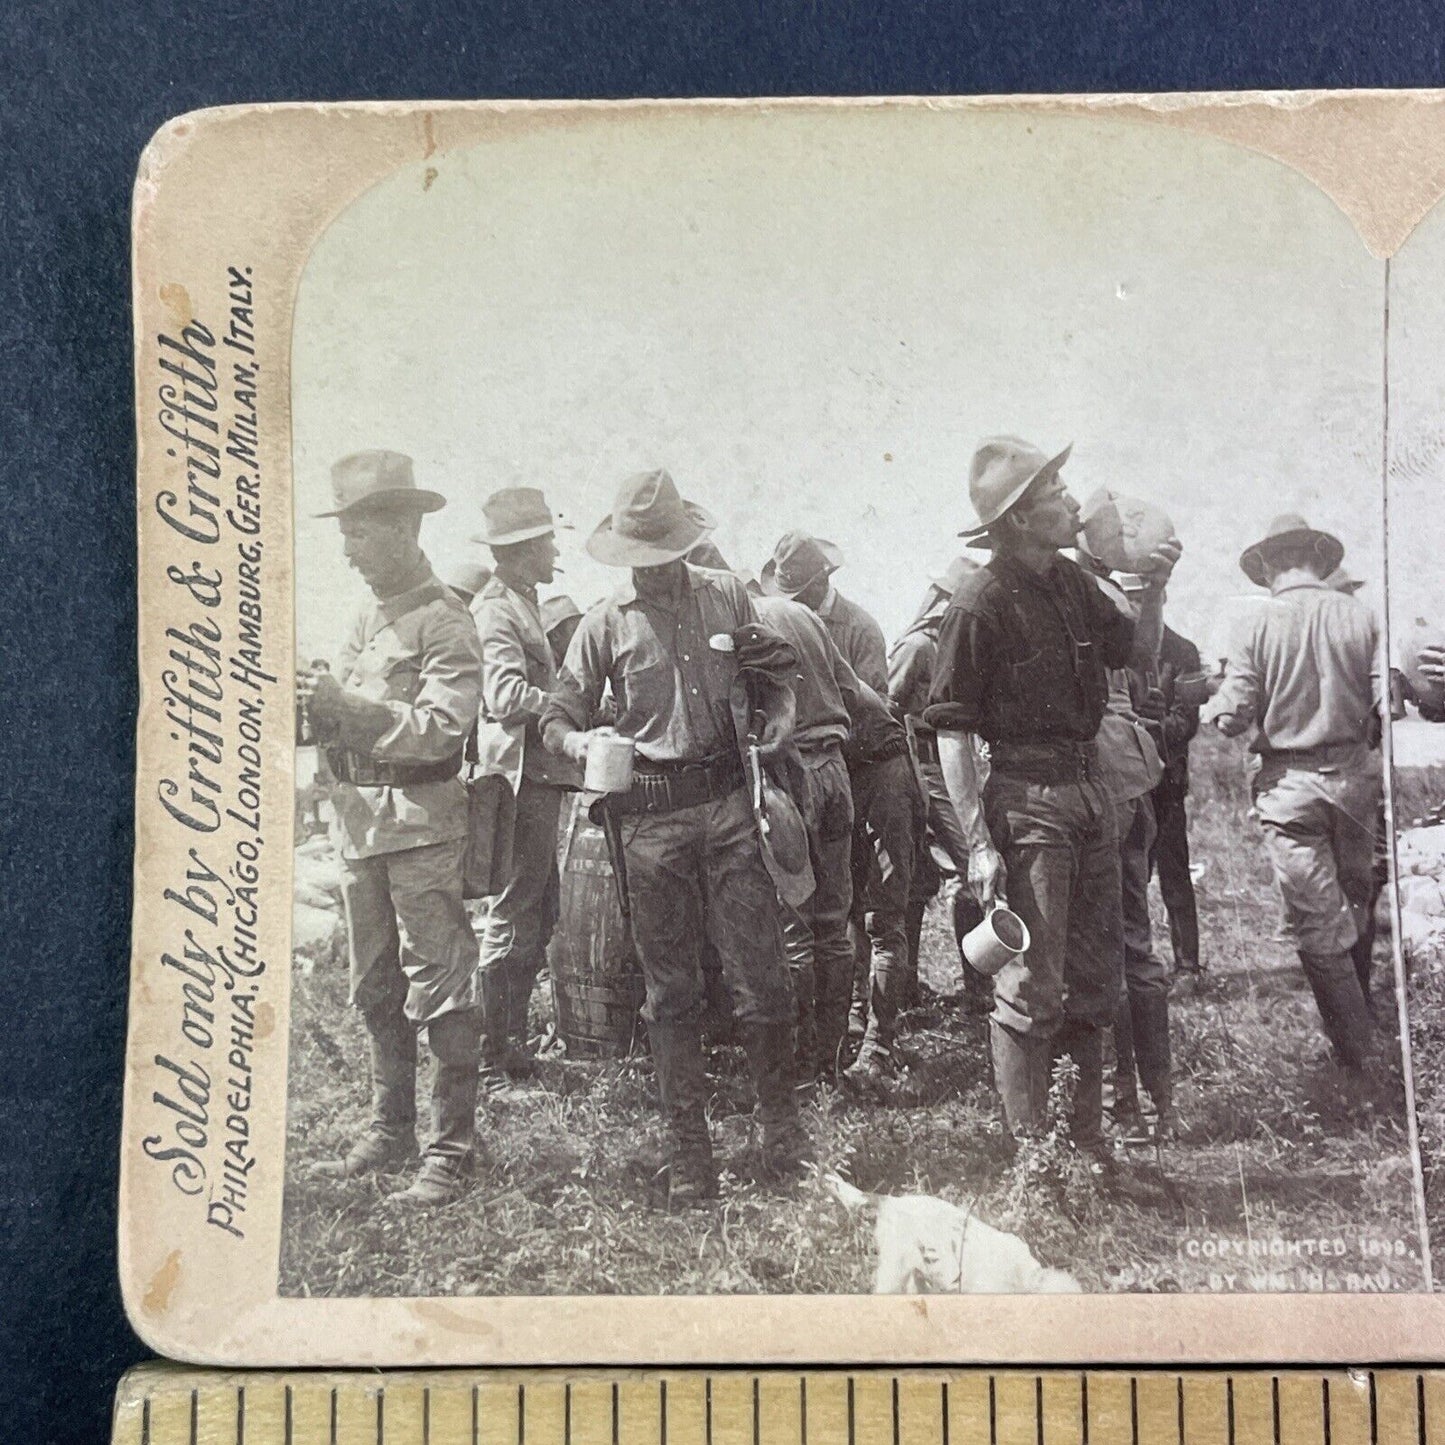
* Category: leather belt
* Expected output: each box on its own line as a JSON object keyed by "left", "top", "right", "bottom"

{"left": 607, "top": 752, "right": 746, "bottom": 816}
{"left": 989, "top": 739, "right": 1098, "bottom": 785}
{"left": 1259, "top": 741, "right": 1369, "bottom": 771}
{"left": 912, "top": 729, "right": 940, "bottom": 765}
{"left": 326, "top": 747, "right": 463, "bottom": 787}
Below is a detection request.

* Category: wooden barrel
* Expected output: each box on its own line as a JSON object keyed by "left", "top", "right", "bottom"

{"left": 548, "top": 794, "right": 646, "bottom": 1058}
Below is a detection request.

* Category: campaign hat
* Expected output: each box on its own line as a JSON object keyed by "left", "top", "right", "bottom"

{"left": 541, "top": 594, "right": 583, "bottom": 634}
{"left": 437, "top": 552, "right": 494, "bottom": 598}
{"left": 958, "top": 436, "right": 1072, "bottom": 538}
{"left": 1239, "top": 514, "right": 1344, "bottom": 588}
{"left": 586, "top": 469, "right": 716, "bottom": 567}
{"left": 476, "top": 487, "right": 559, "bottom": 547}
{"left": 759, "top": 531, "right": 843, "bottom": 597}
{"left": 315, "top": 449, "right": 445, "bottom": 517}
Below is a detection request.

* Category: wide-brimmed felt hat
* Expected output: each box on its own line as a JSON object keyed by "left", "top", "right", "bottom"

{"left": 759, "top": 531, "right": 843, "bottom": 597}
{"left": 315, "top": 449, "right": 445, "bottom": 517}
{"left": 476, "top": 487, "right": 558, "bottom": 546}
{"left": 541, "top": 594, "right": 583, "bottom": 633}
{"left": 929, "top": 555, "right": 980, "bottom": 595}
{"left": 437, "top": 552, "right": 493, "bottom": 597}
{"left": 587, "top": 469, "right": 716, "bottom": 567}
{"left": 1239, "top": 513, "right": 1344, "bottom": 588}
{"left": 958, "top": 436, "right": 1072, "bottom": 538}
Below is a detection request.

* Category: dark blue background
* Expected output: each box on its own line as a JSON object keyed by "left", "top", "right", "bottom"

{"left": 5, "top": 2, "right": 1444, "bottom": 1438}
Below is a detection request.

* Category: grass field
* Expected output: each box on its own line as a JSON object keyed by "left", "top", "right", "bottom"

{"left": 280, "top": 728, "right": 1426, "bottom": 1298}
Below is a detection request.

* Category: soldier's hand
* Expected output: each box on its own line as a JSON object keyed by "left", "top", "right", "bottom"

{"left": 1420, "top": 645, "right": 1445, "bottom": 685}
{"left": 561, "top": 729, "right": 598, "bottom": 763}
{"left": 1135, "top": 686, "right": 1167, "bottom": 721}
{"left": 968, "top": 840, "right": 1006, "bottom": 909}
{"left": 298, "top": 668, "right": 345, "bottom": 722}
{"left": 1139, "top": 535, "right": 1183, "bottom": 582}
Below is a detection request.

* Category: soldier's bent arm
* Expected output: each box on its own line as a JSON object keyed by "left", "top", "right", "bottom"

{"left": 1206, "top": 630, "right": 1262, "bottom": 737}
{"left": 478, "top": 603, "right": 549, "bottom": 724}
{"left": 541, "top": 609, "right": 611, "bottom": 754}
{"left": 348, "top": 608, "right": 484, "bottom": 763}
{"left": 936, "top": 730, "right": 993, "bottom": 852}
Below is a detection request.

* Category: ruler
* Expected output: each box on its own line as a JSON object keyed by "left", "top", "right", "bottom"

{"left": 112, "top": 1366, "right": 1437, "bottom": 1444}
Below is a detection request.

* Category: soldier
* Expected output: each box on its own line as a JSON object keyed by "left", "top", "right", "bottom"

{"left": 541, "top": 594, "right": 583, "bottom": 670}
{"left": 471, "top": 489, "right": 582, "bottom": 1079}
{"left": 299, "top": 450, "right": 486, "bottom": 1207}
{"left": 761, "top": 532, "right": 920, "bottom": 1090}
{"left": 888, "top": 558, "right": 990, "bottom": 1004}
{"left": 438, "top": 551, "right": 493, "bottom": 606}
{"left": 752, "top": 592, "right": 904, "bottom": 1080}
{"left": 1207, "top": 514, "right": 1382, "bottom": 1068}
{"left": 1147, "top": 606, "right": 1204, "bottom": 975}
{"left": 541, "top": 470, "right": 808, "bottom": 1206}
{"left": 924, "top": 437, "right": 1178, "bottom": 1163}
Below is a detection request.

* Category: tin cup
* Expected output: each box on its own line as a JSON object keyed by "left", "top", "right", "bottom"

{"left": 583, "top": 730, "right": 636, "bottom": 794}
{"left": 961, "top": 905, "right": 1031, "bottom": 977}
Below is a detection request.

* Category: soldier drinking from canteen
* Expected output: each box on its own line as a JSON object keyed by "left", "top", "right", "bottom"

{"left": 471, "top": 489, "right": 582, "bottom": 1079}
{"left": 540, "top": 470, "right": 808, "bottom": 1207}
{"left": 924, "top": 437, "right": 1178, "bottom": 1168}
{"left": 299, "top": 450, "right": 486, "bottom": 1207}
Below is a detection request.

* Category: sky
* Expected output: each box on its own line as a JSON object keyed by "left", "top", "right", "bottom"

{"left": 1385, "top": 206, "right": 1445, "bottom": 647}
{"left": 292, "top": 106, "right": 1395, "bottom": 665}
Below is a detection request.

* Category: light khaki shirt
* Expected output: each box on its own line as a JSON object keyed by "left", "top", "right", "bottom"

{"left": 327, "top": 557, "right": 483, "bottom": 860}
{"left": 470, "top": 574, "right": 581, "bottom": 791}
{"left": 1208, "top": 576, "right": 1380, "bottom": 754}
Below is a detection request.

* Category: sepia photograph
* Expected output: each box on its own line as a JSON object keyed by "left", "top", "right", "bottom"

{"left": 276, "top": 105, "right": 1427, "bottom": 1301}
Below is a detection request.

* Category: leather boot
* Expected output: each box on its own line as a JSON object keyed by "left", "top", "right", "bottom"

{"left": 1111, "top": 997, "right": 1142, "bottom": 1126}
{"left": 505, "top": 959, "right": 540, "bottom": 1076}
{"left": 647, "top": 1017, "right": 717, "bottom": 1206}
{"left": 1350, "top": 917, "right": 1378, "bottom": 1017}
{"left": 1299, "top": 951, "right": 1376, "bottom": 1068}
{"left": 740, "top": 1020, "right": 812, "bottom": 1180}
{"left": 1130, "top": 990, "right": 1174, "bottom": 1140}
{"left": 391, "top": 1007, "right": 482, "bottom": 1206}
{"left": 989, "top": 1020, "right": 1050, "bottom": 1140}
{"left": 310, "top": 1009, "right": 418, "bottom": 1180}
{"left": 481, "top": 967, "right": 530, "bottom": 1081}
{"left": 901, "top": 897, "right": 925, "bottom": 1011}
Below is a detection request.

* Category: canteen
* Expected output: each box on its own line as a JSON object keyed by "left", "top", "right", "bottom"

{"left": 1080, "top": 488, "right": 1176, "bottom": 574}
{"left": 961, "top": 905, "right": 1031, "bottom": 977}
{"left": 583, "top": 730, "right": 636, "bottom": 794}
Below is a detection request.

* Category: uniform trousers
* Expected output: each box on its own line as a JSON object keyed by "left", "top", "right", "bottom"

{"left": 849, "top": 753, "right": 923, "bottom": 1061}
{"left": 338, "top": 836, "right": 481, "bottom": 1159}
{"left": 1149, "top": 778, "right": 1200, "bottom": 971}
{"left": 476, "top": 776, "right": 563, "bottom": 1045}
{"left": 782, "top": 746, "right": 855, "bottom": 1073}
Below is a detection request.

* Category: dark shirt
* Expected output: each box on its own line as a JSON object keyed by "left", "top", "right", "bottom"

{"left": 1145, "top": 624, "right": 1202, "bottom": 791}
{"left": 541, "top": 564, "right": 754, "bottom": 764}
{"left": 818, "top": 588, "right": 889, "bottom": 694}
{"left": 923, "top": 550, "right": 1135, "bottom": 744}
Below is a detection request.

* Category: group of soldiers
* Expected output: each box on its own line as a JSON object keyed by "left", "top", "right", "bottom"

{"left": 298, "top": 440, "right": 1386, "bottom": 1210}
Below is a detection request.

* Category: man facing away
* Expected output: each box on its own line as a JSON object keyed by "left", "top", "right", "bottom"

{"left": 470, "top": 488, "right": 581, "bottom": 1078}
{"left": 888, "top": 557, "right": 991, "bottom": 1006}
{"left": 541, "top": 470, "right": 808, "bottom": 1206}
{"left": 761, "top": 531, "right": 920, "bottom": 1090}
{"left": 299, "top": 450, "right": 486, "bottom": 1206}
{"left": 1206, "top": 514, "right": 1382, "bottom": 1068}
{"left": 924, "top": 437, "right": 1178, "bottom": 1163}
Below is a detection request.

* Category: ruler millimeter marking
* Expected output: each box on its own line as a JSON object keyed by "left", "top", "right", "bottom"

{"left": 114, "top": 1367, "right": 1437, "bottom": 1445}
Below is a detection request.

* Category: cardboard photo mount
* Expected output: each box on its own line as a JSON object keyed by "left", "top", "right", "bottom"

{"left": 124, "top": 92, "right": 1445, "bottom": 1366}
